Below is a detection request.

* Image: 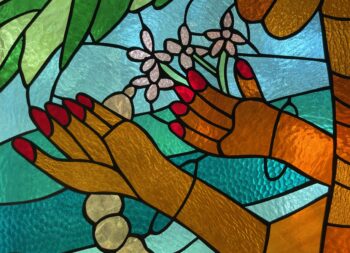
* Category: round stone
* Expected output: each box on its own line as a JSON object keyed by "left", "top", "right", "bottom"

{"left": 123, "top": 86, "right": 135, "bottom": 98}
{"left": 222, "top": 29, "right": 231, "bottom": 39}
{"left": 94, "top": 215, "right": 129, "bottom": 251}
{"left": 116, "top": 237, "right": 149, "bottom": 253}
{"left": 103, "top": 93, "right": 133, "bottom": 119}
{"left": 185, "top": 47, "right": 194, "bottom": 55}
{"left": 85, "top": 194, "right": 122, "bottom": 223}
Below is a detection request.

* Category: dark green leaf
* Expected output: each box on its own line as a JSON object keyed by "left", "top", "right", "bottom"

{"left": 0, "top": 38, "right": 22, "bottom": 92}
{"left": 61, "top": 0, "right": 99, "bottom": 69}
{"left": 154, "top": 0, "right": 172, "bottom": 9}
{"left": 0, "top": 0, "right": 48, "bottom": 25}
{"left": 130, "top": 0, "right": 152, "bottom": 11}
{"left": 90, "top": 0, "right": 131, "bottom": 42}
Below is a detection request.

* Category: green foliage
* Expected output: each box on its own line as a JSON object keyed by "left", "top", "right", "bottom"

{"left": 0, "top": 0, "right": 173, "bottom": 89}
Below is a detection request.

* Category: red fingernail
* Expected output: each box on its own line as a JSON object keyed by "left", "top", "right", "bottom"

{"left": 187, "top": 70, "right": 207, "bottom": 91}
{"left": 235, "top": 59, "right": 254, "bottom": 79}
{"left": 30, "top": 107, "right": 52, "bottom": 137}
{"left": 12, "top": 138, "right": 35, "bottom": 162}
{"left": 170, "top": 102, "right": 188, "bottom": 116}
{"left": 174, "top": 86, "right": 195, "bottom": 103}
{"left": 169, "top": 122, "right": 185, "bottom": 138}
{"left": 76, "top": 93, "right": 93, "bottom": 109}
{"left": 63, "top": 99, "right": 85, "bottom": 121}
{"left": 46, "top": 103, "right": 70, "bottom": 127}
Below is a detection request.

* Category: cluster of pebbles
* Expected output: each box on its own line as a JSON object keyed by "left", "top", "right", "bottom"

{"left": 84, "top": 194, "right": 149, "bottom": 253}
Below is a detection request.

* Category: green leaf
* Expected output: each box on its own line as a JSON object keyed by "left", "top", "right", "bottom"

{"left": 0, "top": 12, "right": 36, "bottom": 66}
{"left": 61, "top": 0, "right": 99, "bottom": 69}
{"left": 154, "top": 0, "right": 172, "bottom": 8}
{"left": 0, "top": 38, "right": 22, "bottom": 91}
{"left": 21, "top": 0, "right": 72, "bottom": 84}
{"left": 130, "top": 0, "right": 152, "bottom": 11}
{"left": 90, "top": 0, "right": 131, "bottom": 42}
{"left": 0, "top": 0, "right": 48, "bottom": 25}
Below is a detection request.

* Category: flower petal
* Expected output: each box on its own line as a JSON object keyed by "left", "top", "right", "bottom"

{"left": 195, "top": 47, "right": 209, "bottom": 56}
{"left": 180, "top": 25, "right": 191, "bottom": 46}
{"left": 222, "top": 10, "right": 233, "bottom": 28}
{"left": 225, "top": 41, "right": 236, "bottom": 56}
{"left": 146, "top": 84, "right": 159, "bottom": 101}
{"left": 141, "top": 58, "right": 155, "bottom": 72}
{"left": 158, "top": 78, "right": 174, "bottom": 89}
{"left": 154, "top": 52, "right": 172, "bottom": 62}
{"left": 128, "top": 49, "right": 150, "bottom": 61}
{"left": 180, "top": 53, "right": 193, "bottom": 69}
{"left": 231, "top": 33, "right": 246, "bottom": 44}
{"left": 210, "top": 40, "right": 224, "bottom": 57}
{"left": 205, "top": 30, "right": 221, "bottom": 40}
{"left": 150, "top": 64, "right": 160, "bottom": 82}
{"left": 132, "top": 76, "right": 150, "bottom": 87}
{"left": 166, "top": 39, "right": 182, "bottom": 54}
{"left": 141, "top": 29, "right": 154, "bottom": 52}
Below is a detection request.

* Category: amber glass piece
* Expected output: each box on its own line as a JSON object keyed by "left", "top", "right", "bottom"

{"left": 264, "top": 0, "right": 320, "bottom": 38}
{"left": 273, "top": 113, "right": 333, "bottom": 185}
{"left": 184, "top": 127, "right": 219, "bottom": 154}
{"left": 221, "top": 101, "right": 277, "bottom": 156}
{"left": 337, "top": 124, "right": 350, "bottom": 163}
{"left": 199, "top": 86, "right": 238, "bottom": 115}
{"left": 177, "top": 180, "right": 267, "bottom": 253}
{"left": 336, "top": 101, "right": 350, "bottom": 126}
{"left": 35, "top": 150, "right": 136, "bottom": 197}
{"left": 324, "top": 18, "right": 350, "bottom": 77}
{"left": 236, "top": 0, "right": 273, "bottom": 22}
{"left": 84, "top": 111, "right": 110, "bottom": 136}
{"left": 236, "top": 75, "right": 263, "bottom": 99}
{"left": 93, "top": 102, "right": 123, "bottom": 126}
{"left": 322, "top": 0, "right": 350, "bottom": 19}
{"left": 104, "top": 122, "right": 193, "bottom": 216}
{"left": 267, "top": 197, "right": 327, "bottom": 253}
{"left": 328, "top": 184, "right": 350, "bottom": 225}
{"left": 333, "top": 74, "right": 350, "bottom": 105}
{"left": 324, "top": 225, "right": 350, "bottom": 253}
{"left": 335, "top": 159, "right": 350, "bottom": 187}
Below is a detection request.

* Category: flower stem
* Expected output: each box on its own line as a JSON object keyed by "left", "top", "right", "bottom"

{"left": 193, "top": 54, "right": 216, "bottom": 75}
{"left": 218, "top": 51, "right": 229, "bottom": 94}
{"left": 160, "top": 63, "right": 188, "bottom": 85}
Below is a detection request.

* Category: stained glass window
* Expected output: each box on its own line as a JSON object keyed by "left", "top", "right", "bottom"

{"left": 0, "top": 0, "right": 349, "bottom": 252}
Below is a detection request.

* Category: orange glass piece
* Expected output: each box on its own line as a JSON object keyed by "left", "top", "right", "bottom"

{"left": 336, "top": 101, "right": 350, "bottom": 126}
{"left": 236, "top": 0, "right": 273, "bottom": 22}
{"left": 328, "top": 184, "right": 350, "bottom": 225}
{"left": 322, "top": 0, "right": 350, "bottom": 19}
{"left": 333, "top": 74, "right": 350, "bottom": 106}
{"left": 335, "top": 159, "right": 350, "bottom": 188}
{"left": 324, "top": 225, "right": 350, "bottom": 253}
{"left": 337, "top": 124, "right": 350, "bottom": 163}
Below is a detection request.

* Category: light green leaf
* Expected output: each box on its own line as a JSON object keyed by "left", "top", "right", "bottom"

{"left": 0, "top": 39, "right": 23, "bottom": 91}
{"left": 61, "top": 0, "right": 99, "bottom": 69}
{"left": 0, "top": 12, "right": 35, "bottom": 67}
{"left": 90, "top": 0, "right": 131, "bottom": 42}
{"left": 130, "top": 0, "right": 152, "bottom": 11}
{"left": 21, "top": 0, "right": 72, "bottom": 84}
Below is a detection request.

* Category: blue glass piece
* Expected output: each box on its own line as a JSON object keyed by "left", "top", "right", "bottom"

{"left": 145, "top": 222, "right": 196, "bottom": 252}
{"left": 0, "top": 75, "right": 34, "bottom": 143}
{"left": 102, "top": 14, "right": 142, "bottom": 48}
{"left": 246, "top": 184, "right": 328, "bottom": 222}
{"left": 197, "top": 157, "right": 309, "bottom": 204}
{"left": 0, "top": 191, "right": 92, "bottom": 252}
{"left": 29, "top": 50, "right": 60, "bottom": 108}
{"left": 0, "top": 131, "right": 63, "bottom": 203}
{"left": 241, "top": 56, "right": 329, "bottom": 100}
{"left": 152, "top": 213, "right": 171, "bottom": 233}
{"left": 249, "top": 14, "right": 324, "bottom": 59}
{"left": 182, "top": 239, "right": 214, "bottom": 253}
{"left": 122, "top": 198, "right": 156, "bottom": 235}
{"left": 292, "top": 90, "right": 333, "bottom": 133}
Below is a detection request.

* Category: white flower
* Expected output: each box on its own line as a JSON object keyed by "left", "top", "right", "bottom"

{"left": 165, "top": 25, "right": 208, "bottom": 70}
{"left": 205, "top": 10, "right": 246, "bottom": 57}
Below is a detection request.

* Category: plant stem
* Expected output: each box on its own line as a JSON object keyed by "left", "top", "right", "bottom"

{"left": 218, "top": 51, "right": 228, "bottom": 94}
{"left": 193, "top": 54, "right": 216, "bottom": 75}
{"left": 160, "top": 63, "right": 188, "bottom": 85}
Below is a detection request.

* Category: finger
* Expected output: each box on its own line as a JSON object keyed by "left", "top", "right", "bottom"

{"left": 12, "top": 138, "right": 136, "bottom": 197}
{"left": 234, "top": 59, "right": 264, "bottom": 99}
{"left": 61, "top": 99, "right": 110, "bottom": 136}
{"left": 76, "top": 93, "right": 123, "bottom": 126}
{"left": 46, "top": 104, "right": 113, "bottom": 166}
{"left": 186, "top": 69, "right": 238, "bottom": 115}
{"left": 169, "top": 121, "right": 220, "bottom": 154}
{"left": 30, "top": 107, "right": 89, "bottom": 160}
{"left": 170, "top": 102, "right": 228, "bottom": 140}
